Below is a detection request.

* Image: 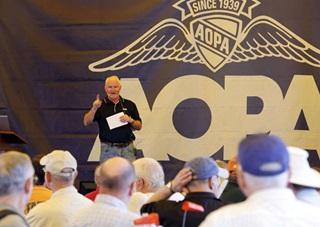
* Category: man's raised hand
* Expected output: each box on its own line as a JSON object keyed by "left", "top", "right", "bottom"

{"left": 93, "top": 94, "right": 102, "bottom": 111}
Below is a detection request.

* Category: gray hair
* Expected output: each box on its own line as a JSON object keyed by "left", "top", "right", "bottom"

{"left": 0, "top": 151, "right": 34, "bottom": 195}
{"left": 133, "top": 158, "right": 165, "bottom": 190}
{"left": 50, "top": 168, "right": 76, "bottom": 183}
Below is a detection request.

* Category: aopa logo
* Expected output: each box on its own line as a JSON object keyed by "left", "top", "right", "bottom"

{"left": 89, "top": 0, "right": 320, "bottom": 73}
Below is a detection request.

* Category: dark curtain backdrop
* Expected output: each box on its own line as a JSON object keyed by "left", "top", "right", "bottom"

{"left": 1, "top": 0, "right": 319, "bottom": 182}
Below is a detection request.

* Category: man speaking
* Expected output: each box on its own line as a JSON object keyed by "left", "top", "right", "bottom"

{"left": 84, "top": 75, "right": 142, "bottom": 163}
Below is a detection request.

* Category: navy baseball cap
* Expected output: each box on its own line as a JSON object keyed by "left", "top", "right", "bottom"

{"left": 238, "top": 135, "right": 289, "bottom": 176}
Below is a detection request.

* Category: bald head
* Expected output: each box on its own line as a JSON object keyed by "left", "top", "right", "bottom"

{"left": 100, "top": 157, "right": 135, "bottom": 192}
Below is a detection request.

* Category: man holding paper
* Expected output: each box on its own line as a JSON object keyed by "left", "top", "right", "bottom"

{"left": 84, "top": 75, "right": 142, "bottom": 163}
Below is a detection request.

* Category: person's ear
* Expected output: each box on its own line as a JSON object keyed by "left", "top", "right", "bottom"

{"left": 45, "top": 171, "right": 52, "bottom": 189}
{"left": 129, "top": 181, "right": 135, "bottom": 196}
{"left": 96, "top": 176, "right": 101, "bottom": 187}
{"left": 236, "top": 167, "right": 245, "bottom": 191}
{"left": 74, "top": 170, "right": 78, "bottom": 179}
{"left": 136, "top": 177, "right": 144, "bottom": 191}
{"left": 208, "top": 177, "right": 214, "bottom": 190}
{"left": 24, "top": 176, "right": 33, "bottom": 194}
{"left": 209, "top": 176, "right": 220, "bottom": 192}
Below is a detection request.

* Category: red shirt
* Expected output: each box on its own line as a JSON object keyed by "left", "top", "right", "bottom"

{"left": 85, "top": 187, "right": 99, "bottom": 201}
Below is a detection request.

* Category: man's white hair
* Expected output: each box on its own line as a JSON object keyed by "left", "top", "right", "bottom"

{"left": 133, "top": 157, "right": 165, "bottom": 190}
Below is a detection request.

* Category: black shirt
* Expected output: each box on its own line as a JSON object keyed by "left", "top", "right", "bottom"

{"left": 140, "top": 192, "right": 224, "bottom": 227}
{"left": 94, "top": 96, "right": 141, "bottom": 143}
{"left": 220, "top": 182, "right": 246, "bottom": 204}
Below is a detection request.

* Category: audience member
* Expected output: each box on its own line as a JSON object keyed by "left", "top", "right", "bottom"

{"left": 287, "top": 146, "right": 320, "bottom": 207}
{"left": 26, "top": 150, "right": 93, "bottom": 227}
{"left": 24, "top": 154, "right": 52, "bottom": 215}
{"left": 69, "top": 157, "right": 140, "bottom": 226}
{"left": 220, "top": 157, "right": 246, "bottom": 204}
{"left": 200, "top": 135, "right": 320, "bottom": 227}
{"left": 141, "top": 156, "right": 225, "bottom": 227}
{"left": 212, "top": 159, "right": 229, "bottom": 199}
{"left": 215, "top": 159, "right": 228, "bottom": 170}
{"left": 84, "top": 164, "right": 102, "bottom": 201}
{"left": 0, "top": 151, "right": 34, "bottom": 226}
{"left": 128, "top": 157, "right": 165, "bottom": 214}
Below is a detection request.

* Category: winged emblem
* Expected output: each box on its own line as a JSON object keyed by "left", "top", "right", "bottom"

{"left": 89, "top": 4, "right": 320, "bottom": 73}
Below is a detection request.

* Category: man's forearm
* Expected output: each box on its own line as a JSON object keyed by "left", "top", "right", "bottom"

{"left": 83, "top": 107, "right": 96, "bottom": 126}
{"left": 147, "top": 168, "right": 192, "bottom": 203}
{"left": 130, "top": 120, "right": 142, "bottom": 130}
{"left": 146, "top": 185, "right": 173, "bottom": 203}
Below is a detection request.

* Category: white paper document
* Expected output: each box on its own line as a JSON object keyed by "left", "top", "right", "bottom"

{"left": 106, "top": 112, "right": 127, "bottom": 130}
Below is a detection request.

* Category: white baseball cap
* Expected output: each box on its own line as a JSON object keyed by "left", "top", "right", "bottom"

{"left": 288, "top": 146, "right": 320, "bottom": 188}
{"left": 40, "top": 150, "right": 77, "bottom": 176}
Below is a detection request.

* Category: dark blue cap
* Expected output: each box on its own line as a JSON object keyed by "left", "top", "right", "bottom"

{"left": 238, "top": 135, "right": 289, "bottom": 176}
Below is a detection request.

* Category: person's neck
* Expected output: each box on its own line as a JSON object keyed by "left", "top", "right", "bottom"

{"left": 51, "top": 183, "right": 73, "bottom": 193}
{"left": 189, "top": 188, "right": 213, "bottom": 193}
{"left": 111, "top": 98, "right": 119, "bottom": 104}
{"left": 187, "top": 184, "right": 214, "bottom": 194}
{"left": 0, "top": 192, "right": 25, "bottom": 213}
{"left": 109, "top": 95, "right": 121, "bottom": 104}
{"left": 100, "top": 189, "right": 129, "bottom": 204}
{"left": 139, "top": 186, "right": 159, "bottom": 194}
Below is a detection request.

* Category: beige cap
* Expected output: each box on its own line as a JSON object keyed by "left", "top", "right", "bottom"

{"left": 40, "top": 150, "right": 77, "bottom": 176}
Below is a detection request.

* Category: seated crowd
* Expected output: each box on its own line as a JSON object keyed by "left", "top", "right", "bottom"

{"left": 1, "top": 134, "right": 320, "bottom": 226}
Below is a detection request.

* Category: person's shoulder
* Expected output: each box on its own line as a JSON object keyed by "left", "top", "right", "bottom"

{"left": 131, "top": 192, "right": 150, "bottom": 200}
{"left": 293, "top": 198, "right": 320, "bottom": 213}
{"left": 199, "top": 202, "right": 245, "bottom": 227}
{"left": 140, "top": 200, "right": 162, "bottom": 214}
{"left": 26, "top": 198, "right": 52, "bottom": 214}
{"left": 123, "top": 98, "right": 137, "bottom": 105}
{"left": 0, "top": 214, "right": 28, "bottom": 227}
{"left": 70, "top": 205, "right": 91, "bottom": 219}
{"left": 141, "top": 199, "right": 180, "bottom": 213}
{"left": 221, "top": 188, "right": 246, "bottom": 203}
{"left": 26, "top": 201, "right": 62, "bottom": 226}
{"left": 74, "top": 193, "right": 94, "bottom": 205}
{"left": 209, "top": 200, "right": 245, "bottom": 216}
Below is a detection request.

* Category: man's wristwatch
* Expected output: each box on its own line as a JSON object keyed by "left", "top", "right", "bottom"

{"left": 129, "top": 118, "right": 134, "bottom": 124}
{"left": 166, "top": 181, "right": 175, "bottom": 194}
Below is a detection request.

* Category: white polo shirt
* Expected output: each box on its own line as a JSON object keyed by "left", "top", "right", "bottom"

{"left": 69, "top": 194, "right": 140, "bottom": 227}
{"left": 200, "top": 188, "right": 320, "bottom": 227}
{"left": 26, "top": 186, "right": 93, "bottom": 227}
